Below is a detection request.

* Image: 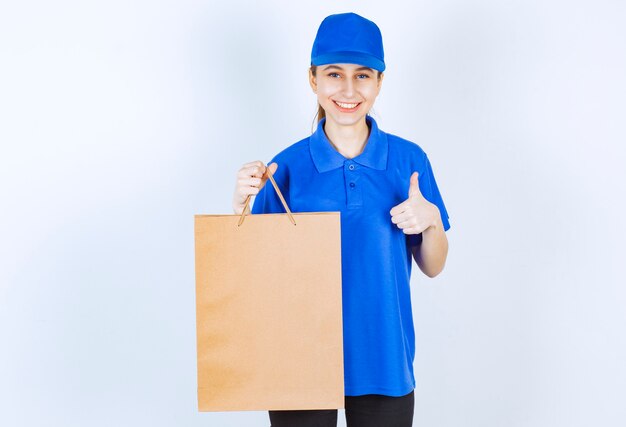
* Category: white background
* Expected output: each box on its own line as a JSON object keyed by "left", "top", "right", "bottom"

{"left": 1, "top": 0, "right": 625, "bottom": 426}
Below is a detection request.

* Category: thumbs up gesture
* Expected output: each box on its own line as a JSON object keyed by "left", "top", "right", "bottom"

{"left": 390, "top": 172, "right": 439, "bottom": 235}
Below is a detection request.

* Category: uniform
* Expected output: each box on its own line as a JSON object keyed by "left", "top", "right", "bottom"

{"left": 252, "top": 115, "right": 451, "bottom": 397}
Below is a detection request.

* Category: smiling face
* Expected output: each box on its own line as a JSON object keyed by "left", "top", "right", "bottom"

{"left": 309, "top": 63, "right": 384, "bottom": 127}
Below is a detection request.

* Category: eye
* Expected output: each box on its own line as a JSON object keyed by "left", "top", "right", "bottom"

{"left": 327, "top": 72, "right": 340, "bottom": 78}
{"left": 357, "top": 74, "right": 370, "bottom": 79}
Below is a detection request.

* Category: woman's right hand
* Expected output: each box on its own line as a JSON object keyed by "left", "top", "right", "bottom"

{"left": 232, "top": 161, "right": 279, "bottom": 215}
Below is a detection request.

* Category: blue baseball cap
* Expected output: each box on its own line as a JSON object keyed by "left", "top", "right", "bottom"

{"left": 311, "top": 12, "right": 386, "bottom": 72}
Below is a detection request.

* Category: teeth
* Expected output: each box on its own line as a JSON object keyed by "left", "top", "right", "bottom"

{"left": 335, "top": 101, "right": 359, "bottom": 109}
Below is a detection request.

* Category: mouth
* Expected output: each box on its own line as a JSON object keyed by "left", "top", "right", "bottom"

{"left": 332, "top": 100, "right": 362, "bottom": 112}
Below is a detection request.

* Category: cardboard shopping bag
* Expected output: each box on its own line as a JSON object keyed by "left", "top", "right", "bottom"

{"left": 194, "top": 167, "right": 344, "bottom": 411}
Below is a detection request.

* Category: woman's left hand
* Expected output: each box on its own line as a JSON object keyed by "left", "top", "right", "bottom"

{"left": 390, "top": 172, "right": 439, "bottom": 235}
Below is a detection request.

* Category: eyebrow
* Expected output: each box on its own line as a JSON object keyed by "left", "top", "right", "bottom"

{"left": 322, "top": 65, "right": 374, "bottom": 72}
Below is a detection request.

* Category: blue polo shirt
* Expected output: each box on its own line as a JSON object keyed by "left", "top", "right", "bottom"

{"left": 251, "top": 115, "right": 450, "bottom": 397}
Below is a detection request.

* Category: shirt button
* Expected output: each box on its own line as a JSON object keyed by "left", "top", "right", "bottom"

{"left": 348, "top": 164, "right": 355, "bottom": 170}
{"left": 349, "top": 182, "right": 356, "bottom": 188}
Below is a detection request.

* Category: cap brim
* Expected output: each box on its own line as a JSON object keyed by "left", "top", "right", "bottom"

{"left": 311, "top": 51, "right": 385, "bottom": 72}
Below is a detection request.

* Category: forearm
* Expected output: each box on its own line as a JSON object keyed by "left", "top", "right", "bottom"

{"left": 411, "top": 206, "right": 448, "bottom": 278}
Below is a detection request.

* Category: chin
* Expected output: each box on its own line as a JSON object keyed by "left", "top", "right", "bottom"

{"left": 326, "top": 113, "right": 367, "bottom": 127}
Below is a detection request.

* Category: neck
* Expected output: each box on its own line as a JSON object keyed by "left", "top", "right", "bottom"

{"left": 323, "top": 117, "right": 371, "bottom": 159}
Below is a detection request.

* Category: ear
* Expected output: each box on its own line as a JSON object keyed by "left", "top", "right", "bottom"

{"left": 376, "top": 72, "right": 384, "bottom": 94}
{"left": 308, "top": 67, "right": 317, "bottom": 94}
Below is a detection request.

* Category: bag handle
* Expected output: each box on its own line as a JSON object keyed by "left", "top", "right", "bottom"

{"left": 238, "top": 163, "right": 296, "bottom": 226}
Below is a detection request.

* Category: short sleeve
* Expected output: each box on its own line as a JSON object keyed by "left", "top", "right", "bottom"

{"left": 407, "top": 154, "right": 451, "bottom": 247}
{"left": 250, "top": 157, "right": 290, "bottom": 214}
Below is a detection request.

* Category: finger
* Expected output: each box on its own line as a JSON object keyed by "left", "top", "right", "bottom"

{"left": 390, "top": 210, "right": 414, "bottom": 225}
{"left": 404, "top": 216, "right": 431, "bottom": 234}
{"left": 237, "top": 166, "right": 255, "bottom": 178}
{"left": 239, "top": 161, "right": 266, "bottom": 176}
{"left": 402, "top": 225, "right": 427, "bottom": 235}
{"left": 238, "top": 177, "right": 262, "bottom": 187}
{"left": 389, "top": 201, "right": 408, "bottom": 216}
{"left": 398, "top": 220, "right": 427, "bottom": 234}
{"left": 237, "top": 185, "right": 260, "bottom": 197}
{"left": 242, "top": 160, "right": 265, "bottom": 168}
{"left": 395, "top": 218, "right": 416, "bottom": 230}
{"left": 238, "top": 164, "right": 266, "bottom": 179}
{"left": 263, "top": 162, "right": 278, "bottom": 178}
{"left": 408, "top": 172, "right": 422, "bottom": 199}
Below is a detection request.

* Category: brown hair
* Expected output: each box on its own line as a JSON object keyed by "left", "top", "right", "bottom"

{"left": 309, "top": 64, "right": 382, "bottom": 131}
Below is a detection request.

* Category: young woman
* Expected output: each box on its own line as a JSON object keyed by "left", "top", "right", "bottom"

{"left": 232, "top": 12, "right": 450, "bottom": 427}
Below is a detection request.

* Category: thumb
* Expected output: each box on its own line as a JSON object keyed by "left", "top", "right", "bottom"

{"left": 408, "top": 172, "right": 421, "bottom": 199}
{"left": 263, "top": 162, "right": 278, "bottom": 179}
{"left": 258, "top": 162, "right": 279, "bottom": 192}
{"left": 268, "top": 162, "right": 278, "bottom": 175}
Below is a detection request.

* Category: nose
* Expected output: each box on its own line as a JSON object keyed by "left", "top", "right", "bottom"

{"left": 341, "top": 77, "right": 355, "bottom": 98}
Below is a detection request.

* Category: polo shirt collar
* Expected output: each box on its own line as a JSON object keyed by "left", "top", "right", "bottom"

{"left": 310, "top": 115, "right": 389, "bottom": 173}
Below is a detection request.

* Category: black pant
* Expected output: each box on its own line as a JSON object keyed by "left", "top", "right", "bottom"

{"left": 268, "top": 390, "right": 414, "bottom": 427}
